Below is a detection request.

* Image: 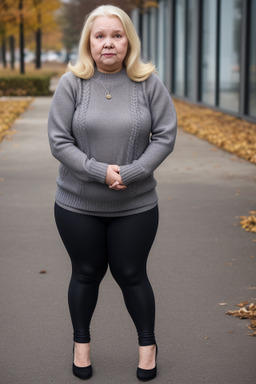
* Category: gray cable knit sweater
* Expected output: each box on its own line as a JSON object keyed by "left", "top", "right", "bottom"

{"left": 48, "top": 68, "right": 177, "bottom": 216}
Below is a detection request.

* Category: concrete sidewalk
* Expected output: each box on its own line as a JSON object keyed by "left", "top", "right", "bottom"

{"left": 0, "top": 97, "right": 256, "bottom": 384}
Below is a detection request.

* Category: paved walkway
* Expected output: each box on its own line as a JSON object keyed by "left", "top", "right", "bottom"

{"left": 0, "top": 97, "right": 256, "bottom": 384}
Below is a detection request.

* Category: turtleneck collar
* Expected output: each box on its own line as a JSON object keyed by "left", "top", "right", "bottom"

{"left": 93, "top": 66, "right": 127, "bottom": 85}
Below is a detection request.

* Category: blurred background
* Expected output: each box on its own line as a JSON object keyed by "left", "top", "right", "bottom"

{"left": 0, "top": 0, "right": 256, "bottom": 122}
{"left": 0, "top": 0, "right": 133, "bottom": 72}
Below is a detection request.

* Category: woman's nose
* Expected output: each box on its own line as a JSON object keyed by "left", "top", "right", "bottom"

{"left": 104, "top": 39, "right": 114, "bottom": 48}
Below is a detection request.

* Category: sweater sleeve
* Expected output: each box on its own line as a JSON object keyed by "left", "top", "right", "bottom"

{"left": 119, "top": 73, "right": 177, "bottom": 185}
{"left": 47, "top": 72, "right": 108, "bottom": 184}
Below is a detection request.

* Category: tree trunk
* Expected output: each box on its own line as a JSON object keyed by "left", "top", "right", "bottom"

{"left": 35, "top": 1, "right": 42, "bottom": 69}
{"left": 19, "top": 0, "right": 25, "bottom": 74}
{"left": 35, "top": 28, "right": 41, "bottom": 69}
{"left": 9, "top": 36, "right": 15, "bottom": 70}
{"left": 1, "top": 34, "right": 7, "bottom": 68}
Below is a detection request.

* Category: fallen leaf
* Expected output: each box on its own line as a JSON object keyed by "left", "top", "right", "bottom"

{"left": 236, "top": 301, "right": 249, "bottom": 307}
{"left": 219, "top": 303, "right": 227, "bottom": 306}
{"left": 173, "top": 99, "right": 256, "bottom": 164}
{"left": 226, "top": 301, "right": 256, "bottom": 336}
{"left": 0, "top": 99, "right": 33, "bottom": 142}
{"left": 249, "top": 321, "right": 256, "bottom": 330}
{"left": 240, "top": 213, "right": 256, "bottom": 233}
{"left": 39, "top": 270, "right": 47, "bottom": 274}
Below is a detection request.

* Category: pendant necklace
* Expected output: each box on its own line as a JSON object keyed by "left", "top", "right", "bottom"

{"left": 103, "top": 85, "right": 112, "bottom": 100}
{"left": 98, "top": 81, "right": 112, "bottom": 100}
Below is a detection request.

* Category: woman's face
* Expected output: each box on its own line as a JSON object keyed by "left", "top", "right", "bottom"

{"left": 90, "top": 16, "right": 128, "bottom": 73}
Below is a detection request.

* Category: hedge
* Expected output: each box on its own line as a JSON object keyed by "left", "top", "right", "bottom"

{"left": 0, "top": 75, "right": 53, "bottom": 96}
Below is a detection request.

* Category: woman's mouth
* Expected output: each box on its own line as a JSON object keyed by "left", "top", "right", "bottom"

{"left": 102, "top": 53, "right": 115, "bottom": 57}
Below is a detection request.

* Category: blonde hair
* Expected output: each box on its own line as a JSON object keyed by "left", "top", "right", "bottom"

{"left": 68, "top": 5, "right": 156, "bottom": 82}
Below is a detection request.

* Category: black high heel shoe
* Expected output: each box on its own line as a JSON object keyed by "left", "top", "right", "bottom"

{"left": 72, "top": 344, "right": 93, "bottom": 380}
{"left": 137, "top": 344, "right": 158, "bottom": 382}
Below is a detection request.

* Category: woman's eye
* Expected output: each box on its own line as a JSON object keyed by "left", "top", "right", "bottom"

{"left": 96, "top": 35, "right": 103, "bottom": 39}
{"left": 115, "top": 34, "right": 122, "bottom": 38}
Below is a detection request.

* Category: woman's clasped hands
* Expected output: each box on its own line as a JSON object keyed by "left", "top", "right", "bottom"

{"left": 106, "top": 165, "right": 127, "bottom": 191}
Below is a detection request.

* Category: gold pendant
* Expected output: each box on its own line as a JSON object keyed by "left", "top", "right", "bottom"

{"left": 106, "top": 93, "right": 111, "bottom": 100}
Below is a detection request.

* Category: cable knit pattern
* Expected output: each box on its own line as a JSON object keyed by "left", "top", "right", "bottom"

{"left": 48, "top": 68, "right": 177, "bottom": 217}
{"left": 124, "top": 82, "right": 141, "bottom": 197}
{"left": 127, "top": 82, "right": 140, "bottom": 164}
{"left": 78, "top": 80, "right": 91, "bottom": 156}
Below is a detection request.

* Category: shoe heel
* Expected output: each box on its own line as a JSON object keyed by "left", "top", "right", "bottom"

{"left": 73, "top": 343, "right": 93, "bottom": 380}
{"left": 137, "top": 344, "right": 158, "bottom": 382}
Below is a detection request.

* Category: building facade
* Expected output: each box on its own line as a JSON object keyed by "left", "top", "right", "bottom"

{"left": 131, "top": 0, "right": 256, "bottom": 122}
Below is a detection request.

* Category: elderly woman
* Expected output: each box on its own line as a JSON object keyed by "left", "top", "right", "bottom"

{"left": 48, "top": 4, "right": 176, "bottom": 382}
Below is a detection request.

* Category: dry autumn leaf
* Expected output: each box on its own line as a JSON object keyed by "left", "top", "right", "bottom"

{"left": 0, "top": 99, "right": 33, "bottom": 142}
{"left": 236, "top": 301, "right": 249, "bottom": 307}
{"left": 249, "top": 319, "right": 256, "bottom": 329}
{"left": 226, "top": 302, "right": 256, "bottom": 336}
{"left": 240, "top": 213, "right": 256, "bottom": 233}
{"left": 173, "top": 99, "right": 256, "bottom": 164}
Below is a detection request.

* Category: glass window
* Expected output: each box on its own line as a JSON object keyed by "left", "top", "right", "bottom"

{"left": 219, "top": 0, "right": 242, "bottom": 112}
{"left": 157, "top": 0, "right": 167, "bottom": 82}
{"left": 174, "top": 0, "right": 186, "bottom": 96}
{"left": 201, "top": 0, "right": 217, "bottom": 105}
{"left": 142, "top": 11, "right": 149, "bottom": 61}
{"left": 186, "top": 0, "right": 198, "bottom": 100}
{"left": 149, "top": 7, "right": 158, "bottom": 67}
{"left": 249, "top": 0, "right": 256, "bottom": 117}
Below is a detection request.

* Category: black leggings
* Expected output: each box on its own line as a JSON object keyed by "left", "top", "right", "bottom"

{"left": 54, "top": 203, "right": 159, "bottom": 346}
